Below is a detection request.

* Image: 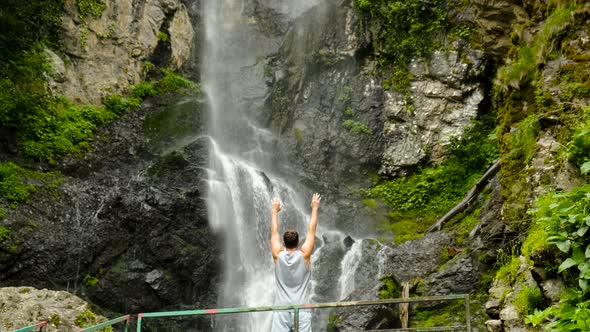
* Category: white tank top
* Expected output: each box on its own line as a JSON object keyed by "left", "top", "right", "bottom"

{"left": 275, "top": 250, "right": 311, "bottom": 305}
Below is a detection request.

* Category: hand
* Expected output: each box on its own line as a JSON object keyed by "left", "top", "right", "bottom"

{"left": 311, "top": 193, "right": 321, "bottom": 210}
{"left": 272, "top": 198, "right": 282, "bottom": 213}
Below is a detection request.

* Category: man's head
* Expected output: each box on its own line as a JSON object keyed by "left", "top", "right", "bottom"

{"left": 283, "top": 229, "right": 299, "bottom": 249}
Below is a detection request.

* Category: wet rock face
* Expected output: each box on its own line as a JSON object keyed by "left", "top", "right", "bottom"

{"left": 380, "top": 232, "right": 454, "bottom": 282}
{"left": 0, "top": 95, "right": 220, "bottom": 327}
{"left": 264, "top": 0, "right": 490, "bottom": 236}
{"left": 55, "top": 0, "right": 194, "bottom": 104}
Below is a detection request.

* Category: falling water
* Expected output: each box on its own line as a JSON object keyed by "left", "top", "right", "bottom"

{"left": 201, "top": 0, "right": 322, "bottom": 330}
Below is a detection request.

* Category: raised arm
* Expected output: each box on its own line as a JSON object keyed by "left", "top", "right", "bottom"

{"left": 301, "top": 193, "right": 321, "bottom": 263}
{"left": 270, "top": 198, "right": 283, "bottom": 262}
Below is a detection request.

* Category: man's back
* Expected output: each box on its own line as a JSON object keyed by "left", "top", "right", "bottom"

{"left": 275, "top": 250, "right": 310, "bottom": 305}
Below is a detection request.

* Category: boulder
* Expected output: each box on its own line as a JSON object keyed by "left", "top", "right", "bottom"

{"left": 0, "top": 287, "right": 108, "bottom": 332}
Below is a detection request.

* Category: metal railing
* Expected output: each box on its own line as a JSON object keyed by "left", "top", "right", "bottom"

{"left": 77, "top": 315, "right": 131, "bottom": 332}
{"left": 11, "top": 321, "right": 47, "bottom": 332}
{"left": 11, "top": 295, "right": 470, "bottom": 332}
{"left": 136, "top": 294, "right": 471, "bottom": 332}
{"left": 11, "top": 315, "right": 130, "bottom": 332}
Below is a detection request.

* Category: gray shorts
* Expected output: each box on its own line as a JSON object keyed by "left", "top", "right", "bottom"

{"left": 271, "top": 310, "right": 311, "bottom": 332}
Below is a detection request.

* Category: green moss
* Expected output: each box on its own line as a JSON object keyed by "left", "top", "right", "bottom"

{"left": 378, "top": 275, "right": 401, "bottom": 299}
{"left": 18, "top": 287, "right": 31, "bottom": 294}
{"left": 412, "top": 300, "right": 465, "bottom": 328}
{"left": 362, "top": 199, "right": 377, "bottom": 208}
{"left": 496, "top": 256, "right": 521, "bottom": 284}
{"left": 75, "top": 307, "right": 112, "bottom": 331}
{"left": 84, "top": 274, "right": 99, "bottom": 286}
{"left": 157, "top": 31, "right": 168, "bottom": 43}
{"left": 521, "top": 223, "right": 549, "bottom": 259}
{"left": 499, "top": 113, "right": 540, "bottom": 221}
{"left": 513, "top": 283, "right": 544, "bottom": 316}
{"left": 293, "top": 128, "right": 304, "bottom": 144}
{"left": 49, "top": 313, "right": 60, "bottom": 326}
{"left": 76, "top": 0, "right": 106, "bottom": 20}
{"left": 496, "top": 4, "right": 577, "bottom": 90}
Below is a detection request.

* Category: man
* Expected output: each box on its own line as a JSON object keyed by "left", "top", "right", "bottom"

{"left": 270, "top": 193, "right": 321, "bottom": 332}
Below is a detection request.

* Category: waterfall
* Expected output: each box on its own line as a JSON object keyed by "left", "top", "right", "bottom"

{"left": 201, "top": 0, "right": 321, "bottom": 330}
{"left": 337, "top": 240, "right": 363, "bottom": 300}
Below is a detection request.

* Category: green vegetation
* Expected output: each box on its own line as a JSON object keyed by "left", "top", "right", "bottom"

{"left": 499, "top": 113, "right": 540, "bottom": 221}
{"left": 495, "top": 256, "right": 521, "bottom": 285}
{"left": 49, "top": 313, "right": 61, "bottom": 326}
{"left": 84, "top": 274, "right": 99, "bottom": 286}
{"left": 368, "top": 122, "right": 497, "bottom": 243}
{"left": 75, "top": 307, "right": 112, "bottom": 332}
{"left": 353, "top": 0, "right": 453, "bottom": 93}
{"left": 378, "top": 275, "right": 401, "bottom": 299}
{"left": 513, "top": 283, "right": 544, "bottom": 316}
{"left": 292, "top": 128, "right": 304, "bottom": 143}
{"left": 76, "top": 0, "right": 107, "bottom": 20}
{"left": 157, "top": 31, "right": 169, "bottom": 43}
{"left": 412, "top": 300, "right": 465, "bottom": 328}
{"left": 18, "top": 287, "right": 31, "bottom": 294}
{"left": 342, "top": 119, "right": 371, "bottom": 135}
{"left": 496, "top": 4, "right": 576, "bottom": 90}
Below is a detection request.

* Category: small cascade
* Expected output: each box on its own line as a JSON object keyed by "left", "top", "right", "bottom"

{"left": 337, "top": 240, "right": 363, "bottom": 300}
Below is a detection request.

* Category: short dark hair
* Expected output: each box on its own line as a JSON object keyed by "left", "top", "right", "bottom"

{"left": 283, "top": 229, "right": 299, "bottom": 249}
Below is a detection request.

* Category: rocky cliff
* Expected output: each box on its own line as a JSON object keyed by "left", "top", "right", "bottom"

{"left": 2, "top": 0, "right": 589, "bottom": 331}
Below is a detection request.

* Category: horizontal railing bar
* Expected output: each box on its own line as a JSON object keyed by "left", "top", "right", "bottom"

{"left": 78, "top": 315, "right": 130, "bottom": 332}
{"left": 139, "top": 294, "right": 467, "bottom": 318}
{"left": 363, "top": 325, "right": 466, "bottom": 331}
{"left": 11, "top": 321, "right": 48, "bottom": 332}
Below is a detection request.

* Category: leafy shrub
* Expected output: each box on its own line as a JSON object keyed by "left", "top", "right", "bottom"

{"left": 0, "top": 226, "right": 10, "bottom": 244}
{"left": 132, "top": 82, "right": 157, "bottom": 99}
{"left": 155, "top": 69, "right": 199, "bottom": 95}
{"left": 103, "top": 95, "right": 141, "bottom": 116}
{"left": 0, "top": 162, "right": 36, "bottom": 206}
{"left": 371, "top": 123, "right": 497, "bottom": 214}
{"left": 531, "top": 185, "right": 590, "bottom": 291}
{"left": 342, "top": 120, "right": 371, "bottom": 134}
{"left": 567, "top": 117, "right": 590, "bottom": 173}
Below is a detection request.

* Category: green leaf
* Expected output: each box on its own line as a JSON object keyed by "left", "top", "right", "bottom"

{"left": 559, "top": 258, "right": 578, "bottom": 273}
{"left": 580, "top": 262, "right": 590, "bottom": 279}
{"left": 573, "top": 247, "right": 586, "bottom": 263}
{"left": 556, "top": 239, "right": 572, "bottom": 253}
{"left": 578, "top": 226, "right": 589, "bottom": 237}
{"left": 581, "top": 161, "right": 590, "bottom": 174}
{"left": 579, "top": 278, "right": 589, "bottom": 291}
{"left": 585, "top": 244, "right": 590, "bottom": 258}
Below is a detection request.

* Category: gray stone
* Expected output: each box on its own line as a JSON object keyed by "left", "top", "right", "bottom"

{"left": 56, "top": 0, "right": 194, "bottom": 104}
{"left": 0, "top": 287, "right": 108, "bottom": 332}
{"left": 380, "top": 232, "right": 453, "bottom": 281}
{"left": 541, "top": 279, "right": 565, "bottom": 304}
{"left": 485, "top": 319, "right": 503, "bottom": 332}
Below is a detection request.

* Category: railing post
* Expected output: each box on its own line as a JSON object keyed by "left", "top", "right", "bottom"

{"left": 464, "top": 294, "right": 471, "bottom": 332}
{"left": 294, "top": 307, "right": 299, "bottom": 332}
{"left": 137, "top": 314, "right": 143, "bottom": 332}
